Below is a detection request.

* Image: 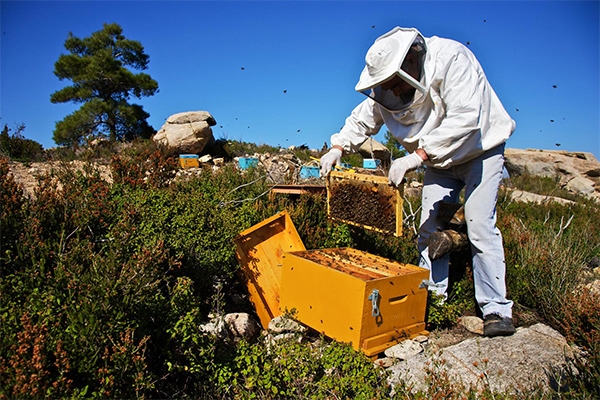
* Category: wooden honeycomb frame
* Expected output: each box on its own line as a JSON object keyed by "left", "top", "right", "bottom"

{"left": 326, "top": 171, "right": 404, "bottom": 237}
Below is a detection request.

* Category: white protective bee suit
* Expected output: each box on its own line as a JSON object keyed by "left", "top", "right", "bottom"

{"left": 328, "top": 27, "right": 515, "bottom": 319}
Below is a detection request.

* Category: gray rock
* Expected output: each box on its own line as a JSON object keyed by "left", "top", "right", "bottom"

{"left": 268, "top": 315, "right": 307, "bottom": 334}
{"left": 504, "top": 148, "right": 600, "bottom": 201}
{"left": 384, "top": 339, "right": 423, "bottom": 360}
{"left": 565, "top": 176, "right": 595, "bottom": 194}
{"left": 413, "top": 335, "right": 429, "bottom": 343}
{"left": 387, "top": 323, "right": 578, "bottom": 395}
{"left": 167, "top": 111, "right": 216, "bottom": 126}
{"left": 199, "top": 312, "right": 261, "bottom": 342}
{"left": 460, "top": 316, "right": 484, "bottom": 335}
{"left": 263, "top": 332, "right": 306, "bottom": 349}
{"left": 505, "top": 188, "right": 575, "bottom": 206}
{"left": 153, "top": 111, "right": 216, "bottom": 155}
{"left": 583, "top": 280, "right": 600, "bottom": 298}
{"left": 199, "top": 154, "right": 212, "bottom": 163}
{"left": 374, "top": 358, "right": 394, "bottom": 368}
{"left": 586, "top": 168, "right": 600, "bottom": 177}
{"left": 199, "top": 316, "right": 227, "bottom": 338}
{"left": 224, "top": 312, "right": 261, "bottom": 341}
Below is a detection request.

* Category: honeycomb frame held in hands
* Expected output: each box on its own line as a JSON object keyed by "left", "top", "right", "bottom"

{"left": 327, "top": 170, "right": 404, "bottom": 237}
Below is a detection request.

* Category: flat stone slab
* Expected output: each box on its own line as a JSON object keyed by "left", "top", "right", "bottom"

{"left": 387, "top": 323, "right": 578, "bottom": 395}
{"left": 384, "top": 339, "right": 423, "bottom": 360}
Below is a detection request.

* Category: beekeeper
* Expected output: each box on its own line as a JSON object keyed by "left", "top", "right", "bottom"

{"left": 320, "top": 27, "right": 516, "bottom": 337}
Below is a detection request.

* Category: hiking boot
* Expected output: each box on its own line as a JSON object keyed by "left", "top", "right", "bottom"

{"left": 483, "top": 314, "right": 515, "bottom": 337}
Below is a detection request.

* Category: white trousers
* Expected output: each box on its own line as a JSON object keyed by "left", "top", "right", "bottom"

{"left": 417, "top": 144, "right": 513, "bottom": 318}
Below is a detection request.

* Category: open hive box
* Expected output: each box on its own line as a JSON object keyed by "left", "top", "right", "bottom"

{"left": 281, "top": 247, "right": 428, "bottom": 356}
{"left": 234, "top": 210, "right": 428, "bottom": 357}
{"left": 234, "top": 211, "right": 305, "bottom": 328}
{"left": 327, "top": 170, "right": 404, "bottom": 237}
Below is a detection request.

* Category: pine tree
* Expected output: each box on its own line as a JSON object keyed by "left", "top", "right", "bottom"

{"left": 51, "top": 23, "right": 158, "bottom": 146}
{"left": 384, "top": 130, "right": 406, "bottom": 160}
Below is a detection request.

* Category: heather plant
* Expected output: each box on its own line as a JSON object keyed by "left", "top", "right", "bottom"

{"left": 2, "top": 148, "right": 600, "bottom": 399}
{"left": 498, "top": 196, "right": 599, "bottom": 318}
{"left": 496, "top": 185, "right": 600, "bottom": 399}
{"left": 0, "top": 153, "right": 185, "bottom": 397}
{"left": 553, "top": 286, "right": 600, "bottom": 399}
{"left": 0, "top": 157, "right": 25, "bottom": 271}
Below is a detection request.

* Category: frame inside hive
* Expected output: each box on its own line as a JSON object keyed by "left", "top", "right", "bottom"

{"left": 293, "top": 248, "right": 417, "bottom": 281}
{"left": 327, "top": 171, "right": 403, "bottom": 237}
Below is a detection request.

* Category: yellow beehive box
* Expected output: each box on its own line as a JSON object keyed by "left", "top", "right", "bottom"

{"left": 281, "top": 247, "right": 428, "bottom": 357}
{"left": 234, "top": 211, "right": 306, "bottom": 329}
{"left": 179, "top": 154, "right": 200, "bottom": 169}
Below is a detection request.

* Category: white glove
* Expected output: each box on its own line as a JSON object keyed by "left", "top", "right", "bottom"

{"left": 320, "top": 148, "right": 342, "bottom": 177}
{"left": 388, "top": 152, "right": 423, "bottom": 186}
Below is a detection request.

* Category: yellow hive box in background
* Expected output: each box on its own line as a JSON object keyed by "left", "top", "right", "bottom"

{"left": 179, "top": 154, "right": 200, "bottom": 169}
{"left": 281, "top": 248, "right": 428, "bottom": 357}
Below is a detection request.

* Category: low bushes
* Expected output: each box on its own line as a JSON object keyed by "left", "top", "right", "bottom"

{"left": 0, "top": 124, "right": 44, "bottom": 162}
{"left": 1, "top": 151, "right": 599, "bottom": 398}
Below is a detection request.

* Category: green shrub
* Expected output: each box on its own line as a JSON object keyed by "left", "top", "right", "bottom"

{"left": 341, "top": 152, "right": 364, "bottom": 168}
{"left": 498, "top": 198, "right": 600, "bottom": 318}
{"left": 2, "top": 146, "right": 599, "bottom": 398}
{"left": 222, "top": 140, "right": 280, "bottom": 158}
{"left": 0, "top": 157, "right": 25, "bottom": 274}
{"left": 496, "top": 187, "right": 600, "bottom": 398}
{"left": 0, "top": 159, "right": 167, "bottom": 398}
{"left": 426, "top": 279, "right": 473, "bottom": 330}
{"left": 0, "top": 124, "right": 44, "bottom": 162}
{"left": 214, "top": 337, "right": 390, "bottom": 399}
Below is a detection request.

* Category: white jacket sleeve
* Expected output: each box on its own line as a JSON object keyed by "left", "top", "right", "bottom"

{"left": 330, "top": 98, "right": 385, "bottom": 153}
{"left": 420, "top": 51, "right": 497, "bottom": 165}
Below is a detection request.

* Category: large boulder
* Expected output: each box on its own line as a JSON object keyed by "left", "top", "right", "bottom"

{"left": 153, "top": 111, "right": 216, "bottom": 155}
{"left": 387, "top": 323, "right": 579, "bottom": 395}
{"left": 504, "top": 148, "right": 600, "bottom": 201}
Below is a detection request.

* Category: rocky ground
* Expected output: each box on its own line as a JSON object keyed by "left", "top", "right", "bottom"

{"left": 9, "top": 147, "right": 600, "bottom": 202}
{"left": 8, "top": 160, "right": 112, "bottom": 198}
{"left": 199, "top": 311, "right": 581, "bottom": 395}
{"left": 504, "top": 148, "right": 600, "bottom": 202}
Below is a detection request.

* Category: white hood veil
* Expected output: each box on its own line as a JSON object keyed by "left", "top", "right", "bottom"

{"left": 356, "top": 27, "right": 427, "bottom": 112}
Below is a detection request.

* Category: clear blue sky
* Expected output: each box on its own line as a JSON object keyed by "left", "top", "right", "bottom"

{"left": 1, "top": 1, "right": 599, "bottom": 158}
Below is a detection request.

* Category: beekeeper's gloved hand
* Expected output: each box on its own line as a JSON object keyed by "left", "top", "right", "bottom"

{"left": 320, "top": 147, "right": 343, "bottom": 177}
{"left": 388, "top": 152, "right": 424, "bottom": 186}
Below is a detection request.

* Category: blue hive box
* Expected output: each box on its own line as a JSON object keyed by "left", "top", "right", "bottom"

{"left": 300, "top": 166, "right": 320, "bottom": 179}
{"left": 179, "top": 154, "right": 199, "bottom": 169}
{"left": 363, "top": 159, "right": 381, "bottom": 169}
{"left": 238, "top": 157, "right": 259, "bottom": 169}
